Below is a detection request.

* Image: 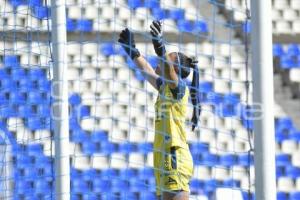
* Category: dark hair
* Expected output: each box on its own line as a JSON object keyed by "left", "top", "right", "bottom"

{"left": 174, "top": 52, "right": 201, "bottom": 131}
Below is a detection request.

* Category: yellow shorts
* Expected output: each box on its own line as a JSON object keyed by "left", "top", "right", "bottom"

{"left": 153, "top": 146, "right": 194, "bottom": 196}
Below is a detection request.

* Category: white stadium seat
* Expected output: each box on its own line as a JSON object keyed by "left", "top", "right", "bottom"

{"left": 213, "top": 188, "right": 243, "bottom": 200}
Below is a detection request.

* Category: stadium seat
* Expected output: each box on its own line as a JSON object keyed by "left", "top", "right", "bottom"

{"left": 101, "top": 168, "right": 119, "bottom": 179}
{"left": 18, "top": 78, "right": 35, "bottom": 91}
{"left": 238, "top": 154, "right": 254, "bottom": 166}
{"left": 144, "top": 0, "right": 160, "bottom": 8}
{"left": 26, "top": 117, "right": 49, "bottom": 130}
{"left": 37, "top": 79, "right": 51, "bottom": 92}
{"left": 72, "top": 105, "right": 90, "bottom": 118}
{"left": 27, "top": 143, "right": 43, "bottom": 157}
{"left": 128, "top": 0, "right": 143, "bottom": 9}
{"left": 273, "top": 44, "right": 284, "bottom": 57}
{"left": 189, "top": 142, "right": 209, "bottom": 155}
{"left": 0, "top": 69, "right": 9, "bottom": 79}
{"left": 137, "top": 142, "right": 153, "bottom": 154}
{"left": 92, "top": 178, "right": 111, "bottom": 193}
{"left": 72, "top": 178, "right": 90, "bottom": 194}
{"left": 11, "top": 68, "right": 26, "bottom": 80}
{"left": 4, "top": 55, "right": 19, "bottom": 68}
{"left": 177, "top": 20, "right": 194, "bottom": 32}
{"left": 18, "top": 105, "right": 35, "bottom": 118}
{"left": 28, "top": 68, "right": 45, "bottom": 80}
{"left": 23, "top": 167, "right": 38, "bottom": 180}
{"left": 169, "top": 9, "right": 185, "bottom": 20}
{"left": 119, "top": 142, "right": 137, "bottom": 154}
{"left": 290, "top": 192, "right": 300, "bottom": 200}
{"left": 152, "top": 8, "right": 169, "bottom": 20}
{"left": 15, "top": 180, "right": 32, "bottom": 195}
{"left": 119, "top": 168, "right": 138, "bottom": 180}
{"left": 34, "top": 179, "right": 51, "bottom": 195}
{"left": 277, "top": 192, "right": 288, "bottom": 200}
{"left": 100, "top": 141, "right": 118, "bottom": 154}
{"left": 138, "top": 167, "right": 154, "bottom": 180}
{"left": 37, "top": 104, "right": 51, "bottom": 117}
{"left": 15, "top": 154, "right": 33, "bottom": 169}
{"left": 100, "top": 43, "right": 119, "bottom": 56}
{"left": 1, "top": 78, "right": 17, "bottom": 92}
{"left": 82, "top": 193, "right": 99, "bottom": 200}
{"left": 201, "top": 153, "right": 219, "bottom": 166}
{"left": 222, "top": 179, "right": 240, "bottom": 188}
{"left": 67, "top": 19, "right": 77, "bottom": 32}
{"left": 120, "top": 192, "right": 138, "bottom": 200}
{"left": 82, "top": 141, "right": 98, "bottom": 155}
{"left": 35, "top": 156, "right": 52, "bottom": 169}
{"left": 194, "top": 20, "right": 208, "bottom": 33}
{"left": 69, "top": 93, "right": 82, "bottom": 106}
{"left": 289, "top": 129, "right": 300, "bottom": 142}
{"left": 90, "top": 130, "right": 108, "bottom": 142}
{"left": 33, "top": 6, "right": 50, "bottom": 19}
{"left": 277, "top": 166, "right": 285, "bottom": 178}
{"left": 140, "top": 192, "right": 156, "bottom": 200}
{"left": 276, "top": 154, "right": 291, "bottom": 167}
{"left": 70, "top": 129, "right": 89, "bottom": 143}
{"left": 286, "top": 166, "right": 300, "bottom": 179}
{"left": 190, "top": 179, "right": 205, "bottom": 194}
{"left": 130, "top": 178, "right": 148, "bottom": 192}
{"left": 10, "top": 92, "right": 26, "bottom": 104}
{"left": 28, "top": 0, "right": 43, "bottom": 7}
{"left": 77, "top": 19, "right": 93, "bottom": 32}
{"left": 287, "top": 44, "right": 300, "bottom": 56}
{"left": 111, "top": 179, "right": 130, "bottom": 192}
{"left": 204, "top": 179, "right": 219, "bottom": 193}
{"left": 220, "top": 154, "right": 238, "bottom": 167}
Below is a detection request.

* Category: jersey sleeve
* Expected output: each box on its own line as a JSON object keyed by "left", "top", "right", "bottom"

{"left": 169, "top": 78, "right": 186, "bottom": 100}
{"left": 156, "top": 76, "right": 163, "bottom": 89}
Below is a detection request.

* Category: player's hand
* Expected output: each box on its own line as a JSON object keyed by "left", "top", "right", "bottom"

{"left": 150, "top": 20, "right": 166, "bottom": 57}
{"left": 118, "top": 28, "right": 140, "bottom": 60}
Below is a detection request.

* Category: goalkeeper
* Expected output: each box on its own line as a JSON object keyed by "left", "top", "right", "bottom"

{"left": 118, "top": 21, "right": 201, "bottom": 200}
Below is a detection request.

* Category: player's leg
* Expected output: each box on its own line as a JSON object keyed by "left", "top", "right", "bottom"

{"left": 162, "top": 190, "right": 189, "bottom": 200}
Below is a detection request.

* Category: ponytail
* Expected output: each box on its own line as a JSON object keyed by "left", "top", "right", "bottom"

{"left": 189, "top": 58, "right": 201, "bottom": 131}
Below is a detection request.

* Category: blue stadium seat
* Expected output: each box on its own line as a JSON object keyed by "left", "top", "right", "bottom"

{"left": 71, "top": 129, "right": 89, "bottom": 143}
{"left": 0, "top": 69, "right": 9, "bottom": 79}
{"left": 287, "top": 44, "right": 300, "bottom": 56}
{"left": 23, "top": 167, "right": 38, "bottom": 180}
{"left": 222, "top": 179, "right": 240, "bottom": 188}
{"left": 290, "top": 192, "right": 300, "bottom": 200}
{"left": 220, "top": 154, "right": 238, "bottom": 167}
{"left": 82, "top": 193, "right": 99, "bottom": 200}
{"left": 137, "top": 142, "right": 153, "bottom": 154}
{"left": 276, "top": 118, "right": 294, "bottom": 131}
{"left": 130, "top": 178, "right": 148, "bottom": 192}
{"left": 147, "top": 56, "right": 159, "bottom": 68}
{"left": 0, "top": 92, "right": 9, "bottom": 105}
{"left": 10, "top": 92, "right": 26, "bottom": 104}
{"left": 93, "top": 179, "right": 111, "bottom": 193}
{"left": 120, "top": 169, "right": 137, "bottom": 180}
{"left": 72, "top": 178, "right": 90, "bottom": 194}
{"left": 206, "top": 92, "right": 223, "bottom": 105}
{"left": 177, "top": 20, "right": 193, "bottom": 32}
{"left": 71, "top": 194, "right": 80, "bottom": 200}
{"left": 189, "top": 142, "right": 209, "bottom": 155}
{"left": 126, "top": 57, "right": 137, "bottom": 69}
{"left": 0, "top": 105, "right": 17, "bottom": 118}
{"left": 37, "top": 104, "right": 51, "bottom": 117}
{"left": 15, "top": 180, "right": 32, "bottom": 195}
{"left": 276, "top": 154, "right": 291, "bottom": 167}
{"left": 69, "top": 117, "right": 81, "bottom": 130}
{"left": 152, "top": 8, "right": 169, "bottom": 20}
{"left": 67, "top": 19, "right": 77, "bottom": 32}
{"left": 289, "top": 129, "right": 300, "bottom": 142}
{"left": 120, "top": 192, "right": 138, "bottom": 200}
{"left": 28, "top": 0, "right": 43, "bottom": 7}
{"left": 204, "top": 179, "right": 218, "bottom": 193}
{"left": 111, "top": 179, "right": 130, "bottom": 192}
{"left": 119, "top": 142, "right": 137, "bottom": 154}
{"left": 82, "top": 169, "right": 100, "bottom": 181}
{"left": 281, "top": 55, "right": 297, "bottom": 69}
{"left": 128, "top": 0, "right": 143, "bottom": 9}
{"left": 101, "top": 193, "right": 118, "bottom": 200}
{"left": 144, "top": 0, "right": 159, "bottom": 8}
{"left": 39, "top": 166, "right": 54, "bottom": 181}
{"left": 18, "top": 105, "right": 35, "bottom": 118}
{"left": 33, "top": 6, "right": 50, "bottom": 19}
{"left": 4, "top": 55, "right": 19, "bottom": 67}
{"left": 15, "top": 154, "right": 33, "bottom": 169}
{"left": 82, "top": 141, "right": 98, "bottom": 155}
{"left": 11, "top": 68, "right": 26, "bottom": 80}
{"left": 101, "top": 43, "right": 119, "bottom": 56}
{"left": 140, "top": 192, "right": 156, "bottom": 200}
{"left": 34, "top": 180, "right": 51, "bottom": 195}
{"left": 238, "top": 154, "right": 254, "bottom": 166}
{"left": 194, "top": 20, "right": 208, "bottom": 33}
{"left": 169, "top": 9, "right": 185, "bottom": 20}
{"left": 71, "top": 105, "right": 90, "bottom": 118}
{"left": 27, "top": 91, "right": 43, "bottom": 104}
{"left": 277, "top": 192, "right": 288, "bottom": 200}
{"left": 100, "top": 141, "right": 118, "bottom": 154}
{"left": 138, "top": 167, "right": 154, "bottom": 180}
{"left": 35, "top": 156, "right": 52, "bottom": 169}
{"left": 201, "top": 153, "right": 219, "bottom": 166}
{"left": 273, "top": 44, "right": 284, "bottom": 57}
{"left": 77, "top": 19, "right": 93, "bottom": 32}
{"left": 27, "top": 143, "right": 43, "bottom": 157}
{"left": 286, "top": 166, "right": 300, "bottom": 179}
{"left": 90, "top": 130, "right": 108, "bottom": 142}
{"left": 276, "top": 129, "right": 289, "bottom": 143}
{"left": 26, "top": 117, "right": 49, "bottom": 130}
{"left": 135, "top": 70, "right": 145, "bottom": 81}
{"left": 190, "top": 179, "right": 205, "bottom": 194}
{"left": 38, "top": 79, "right": 51, "bottom": 92}
{"left": 69, "top": 93, "right": 81, "bottom": 106}
{"left": 1, "top": 78, "right": 17, "bottom": 92}
{"left": 101, "top": 169, "right": 118, "bottom": 179}
{"left": 18, "top": 78, "right": 35, "bottom": 92}
{"left": 276, "top": 166, "right": 285, "bottom": 178}
{"left": 28, "top": 68, "right": 45, "bottom": 80}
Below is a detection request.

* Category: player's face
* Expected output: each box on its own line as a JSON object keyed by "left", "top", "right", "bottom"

{"left": 154, "top": 52, "right": 178, "bottom": 75}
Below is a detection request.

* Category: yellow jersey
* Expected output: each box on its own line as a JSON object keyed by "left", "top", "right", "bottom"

{"left": 154, "top": 80, "right": 189, "bottom": 151}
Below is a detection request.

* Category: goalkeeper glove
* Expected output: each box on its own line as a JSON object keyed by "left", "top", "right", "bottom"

{"left": 118, "top": 28, "right": 140, "bottom": 60}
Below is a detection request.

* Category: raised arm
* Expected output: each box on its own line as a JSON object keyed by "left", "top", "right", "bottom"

{"left": 118, "top": 28, "right": 159, "bottom": 90}
{"left": 150, "top": 21, "right": 178, "bottom": 89}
